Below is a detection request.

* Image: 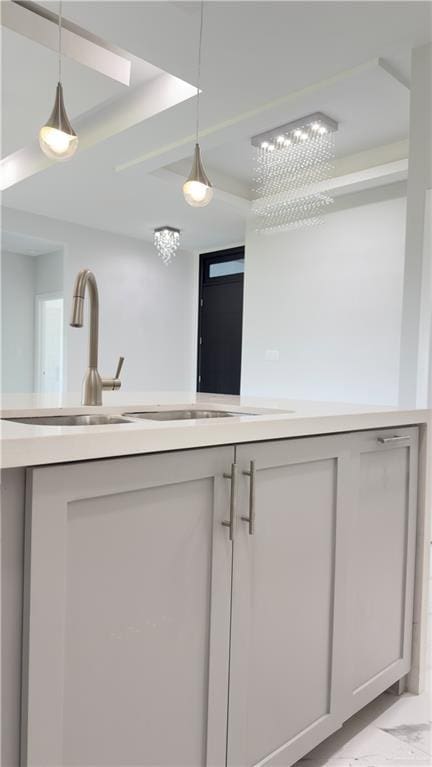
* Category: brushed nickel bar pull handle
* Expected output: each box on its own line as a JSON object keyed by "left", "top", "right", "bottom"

{"left": 222, "top": 463, "right": 237, "bottom": 541}
{"left": 241, "top": 459, "right": 256, "bottom": 535}
{"left": 377, "top": 436, "right": 411, "bottom": 444}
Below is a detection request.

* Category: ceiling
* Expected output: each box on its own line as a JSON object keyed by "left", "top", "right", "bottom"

{"left": 2, "top": 1, "right": 431, "bottom": 251}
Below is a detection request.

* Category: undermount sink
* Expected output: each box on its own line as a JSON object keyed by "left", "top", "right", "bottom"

{"left": 4, "top": 410, "right": 261, "bottom": 427}
{"left": 123, "top": 409, "right": 256, "bottom": 421}
{"left": 5, "top": 415, "right": 134, "bottom": 427}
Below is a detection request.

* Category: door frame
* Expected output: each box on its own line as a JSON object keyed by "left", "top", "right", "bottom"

{"left": 34, "top": 291, "right": 64, "bottom": 393}
{"left": 196, "top": 246, "right": 245, "bottom": 392}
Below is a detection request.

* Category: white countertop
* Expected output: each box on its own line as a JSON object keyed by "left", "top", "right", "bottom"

{"left": 1, "top": 391, "right": 430, "bottom": 469}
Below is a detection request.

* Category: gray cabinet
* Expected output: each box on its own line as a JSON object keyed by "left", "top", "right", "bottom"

{"left": 21, "top": 428, "right": 418, "bottom": 767}
{"left": 22, "top": 447, "right": 234, "bottom": 767}
{"left": 228, "top": 436, "right": 350, "bottom": 767}
{"left": 226, "top": 428, "right": 418, "bottom": 766}
{"left": 345, "top": 427, "right": 418, "bottom": 717}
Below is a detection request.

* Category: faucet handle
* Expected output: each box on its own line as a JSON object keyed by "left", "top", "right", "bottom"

{"left": 102, "top": 356, "right": 124, "bottom": 392}
{"left": 115, "top": 356, "right": 125, "bottom": 379}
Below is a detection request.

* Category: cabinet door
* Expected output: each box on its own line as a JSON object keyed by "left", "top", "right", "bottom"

{"left": 228, "top": 436, "right": 350, "bottom": 767}
{"left": 345, "top": 427, "right": 418, "bottom": 717}
{"left": 22, "top": 447, "right": 234, "bottom": 767}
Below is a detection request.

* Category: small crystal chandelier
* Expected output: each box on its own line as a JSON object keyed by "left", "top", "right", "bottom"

{"left": 251, "top": 113, "right": 338, "bottom": 233}
{"left": 183, "top": 1, "right": 213, "bottom": 207}
{"left": 154, "top": 227, "right": 181, "bottom": 265}
{"left": 39, "top": 1, "right": 78, "bottom": 161}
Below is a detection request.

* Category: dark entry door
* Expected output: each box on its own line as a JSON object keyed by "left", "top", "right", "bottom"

{"left": 197, "top": 248, "right": 244, "bottom": 395}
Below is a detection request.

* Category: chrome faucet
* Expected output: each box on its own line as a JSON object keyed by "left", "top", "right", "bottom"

{"left": 70, "top": 269, "right": 124, "bottom": 406}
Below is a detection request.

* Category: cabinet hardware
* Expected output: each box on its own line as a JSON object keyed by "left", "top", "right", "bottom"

{"left": 222, "top": 463, "right": 237, "bottom": 541}
{"left": 377, "top": 436, "right": 411, "bottom": 445}
{"left": 241, "top": 460, "right": 256, "bottom": 535}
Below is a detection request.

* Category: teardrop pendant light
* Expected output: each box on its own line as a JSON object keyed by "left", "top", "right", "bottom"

{"left": 39, "top": 1, "right": 78, "bottom": 161}
{"left": 183, "top": 1, "right": 213, "bottom": 207}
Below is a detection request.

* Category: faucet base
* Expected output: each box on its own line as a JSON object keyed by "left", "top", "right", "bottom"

{"left": 82, "top": 367, "right": 103, "bottom": 406}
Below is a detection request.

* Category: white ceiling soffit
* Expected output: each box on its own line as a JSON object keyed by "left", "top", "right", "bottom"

{"left": 1, "top": 0, "right": 131, "bottom": 84}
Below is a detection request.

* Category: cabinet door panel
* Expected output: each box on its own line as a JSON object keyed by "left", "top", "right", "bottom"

{"left": 22, "top": 447, "right": 234, "bottom": 767}
{"left": 229, "top": 437, "right": 349, "bottom": 767}
{"left": 346, "top": 427, "right": 418, "bottom": 716}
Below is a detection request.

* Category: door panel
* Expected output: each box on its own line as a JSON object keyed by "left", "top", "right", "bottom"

{"left": 200, "top": 280, "right": 243, "bottom": 395}
{"left": 35, "top": 293, "right": 64, "bottom": 393}
{"left": 229, "top": 437, "right": 350, "bottom": 767}
{"left": 346, "top": 427, "right": 418, "bottom": 716}
{"left": 22, "top": 447, "right": 234, "bottom": 767}
{"left": 197, "top": 248, "right": 244, "bottom": 395}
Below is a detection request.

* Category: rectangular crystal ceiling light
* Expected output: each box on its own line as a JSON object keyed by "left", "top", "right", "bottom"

{"left": 251, "top": 112, "right": 339, "bottom": 233}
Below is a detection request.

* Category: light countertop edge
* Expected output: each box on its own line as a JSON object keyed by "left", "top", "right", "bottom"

{"left": 0, "top": 392, "right": 430, "bottom": 469}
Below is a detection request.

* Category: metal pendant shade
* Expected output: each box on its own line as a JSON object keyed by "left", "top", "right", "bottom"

{"left": 44, "top": 82, "right": 76, "bottom": 137}
{"left": 187, "top": 143, "right": 212, "bottom": 187}
{"left": 39, "top": 82, "right": 78, "bottom": 160}
{"left": 183, "top": 143, "right": 214, "bottom": 207}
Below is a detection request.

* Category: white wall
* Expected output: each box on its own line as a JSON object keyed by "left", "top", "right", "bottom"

{"left": 34, "top": 250, "right": 63, "bottom": 295}
{"left": 3, "top": 208, "right": 197, "bottom": 393}
{"left": 3, "top": 193, "right": 411, "bottom": 404}
{"left": 1, "top": 251, "right": 36, "bottom": 392}
{"left": 1, "top": 248, "right": 64, "bottom": 392}
{"left": 241, "top": 193, "right": 406, "bottom": 405}
{"left": 399, "top": 43, "right": 432, "bottom": 407}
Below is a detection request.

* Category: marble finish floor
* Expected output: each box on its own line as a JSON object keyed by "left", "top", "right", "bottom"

{"left": 295, "top": 560, "right": 431, "bottom": 767}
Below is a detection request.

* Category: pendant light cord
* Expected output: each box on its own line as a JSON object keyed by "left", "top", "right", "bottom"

{"left": 58, "top": 0, "right": 63, "bottom": 83}
{"left": 195, "top": 0, "right": 204, "bottom": 143}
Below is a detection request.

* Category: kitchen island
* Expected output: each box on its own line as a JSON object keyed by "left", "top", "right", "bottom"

{"left": 1, "top": 393, "right": 430, "bottom": 767}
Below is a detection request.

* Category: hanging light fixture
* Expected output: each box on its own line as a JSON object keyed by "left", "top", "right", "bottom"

{"left": 251, "top": 112, "right": 338, "bottom": 232}
{"left": 183, "top": 1, "right": 213, "bottom": 207}
{"left": 154, "top": 227, "right": 181, "bottom": 265}
{"left": 39, "top": 1, "right": 78, "bottom": 161}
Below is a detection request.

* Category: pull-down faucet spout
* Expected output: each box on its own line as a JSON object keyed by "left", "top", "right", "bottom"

{"left": 70, "top": 269, "right": 124, "bottom": 406}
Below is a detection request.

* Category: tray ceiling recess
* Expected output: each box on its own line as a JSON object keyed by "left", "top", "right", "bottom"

{"left": 0, "top": 0, "right": 197, "bottom": 190}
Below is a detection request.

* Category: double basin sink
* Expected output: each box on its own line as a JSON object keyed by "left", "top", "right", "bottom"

{"left": 6, "top": 409, "right": 255, "bottom": 427}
